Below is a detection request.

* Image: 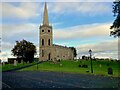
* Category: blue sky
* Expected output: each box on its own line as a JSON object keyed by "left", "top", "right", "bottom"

{"left": 1, "top": 1, "right": 118, "bottom": 61}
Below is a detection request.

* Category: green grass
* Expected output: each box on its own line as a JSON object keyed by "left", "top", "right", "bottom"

{"left": 20, "top": 60, "right": 120, "bottom": 77}
{"left": 2, "top": 61, "right": 36, "bottom": 72}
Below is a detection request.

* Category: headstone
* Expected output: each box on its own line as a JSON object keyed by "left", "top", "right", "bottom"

{"left": 99, "top": 64, "right": 102, "bottom": 68}
{"left": 14, "top": 60, "right": 17, "bottom": 66}
{"left": 108, "top": 68, "right": 113, "bottom": 75}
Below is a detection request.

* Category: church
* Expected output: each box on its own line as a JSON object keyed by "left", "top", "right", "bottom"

{"left": 39, "top": 2, "right": 74, "bottom": 61}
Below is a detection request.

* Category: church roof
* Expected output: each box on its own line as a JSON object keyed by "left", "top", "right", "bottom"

{"left": 53, "top": 44, "right": 71, "bottom": 49}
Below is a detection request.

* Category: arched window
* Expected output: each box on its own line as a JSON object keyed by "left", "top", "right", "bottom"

{"left": 42, "top": 39, "right": 44, "bottom": 46}
{"left": 42, "top": 50, "right": 44, "bottom": 57}
{"left": 48, "top": 39, "right": 50, "bottom": 46}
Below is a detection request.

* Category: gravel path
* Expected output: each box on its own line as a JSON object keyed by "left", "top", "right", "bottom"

{"left": 2, "top": 71, "right": 119, "bottom": 89}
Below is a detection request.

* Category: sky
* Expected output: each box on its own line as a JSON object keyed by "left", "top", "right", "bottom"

{"left": 0, "top": 0, "right": 119, "bottom": 61}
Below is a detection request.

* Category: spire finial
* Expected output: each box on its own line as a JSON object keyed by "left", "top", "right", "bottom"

{"left": 43, "top": 1, "right": 49, "bottom": 26}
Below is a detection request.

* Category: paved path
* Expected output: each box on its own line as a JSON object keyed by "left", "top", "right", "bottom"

{"left": 2, "top": 71, "right": 119, "bottom": 89}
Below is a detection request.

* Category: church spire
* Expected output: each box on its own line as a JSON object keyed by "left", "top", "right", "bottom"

{"left": 43, "top": 2, "right": 49, "bottom": 26}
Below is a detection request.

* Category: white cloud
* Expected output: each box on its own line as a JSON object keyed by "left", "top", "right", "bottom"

{"left": 54, "top": 23, "right": 111, "bottom": 40}
{"left": 76, "top": 39, "right": 118, "bottom": 59}
{"left": 1, "top": 52, "right": 8, "bottom": 57}
{"left": 1, "top": 45, "right": 14, "bottom": 62}
{"left": 1, "top": 2, "right": 111, "bottom": 19}
{"left": 1, "top": 0, "right": 114, "bottom": 2}
{"left": 2, "top": 42, "right": 14, "bottom": 51}
{"left": 1, "top": 42, "right": 15, "bottom": 60}
{"left": 2, "top": 22, "right": 112, "bottom": 42}
{"left": 2, "top": 23, "right": 39, "bottom": 39}
{"left": 1, "top": 2, "right": 41, "bottom": 19}
{"left": 48, "top": 2, "right": 111, "bottom": 16}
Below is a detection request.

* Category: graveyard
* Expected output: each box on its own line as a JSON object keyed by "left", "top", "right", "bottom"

{"left": 2, "top": 61, "right": 37, "bottom": 72}
{"left": 18, "top": 59, "right": 119, "bottom": 77}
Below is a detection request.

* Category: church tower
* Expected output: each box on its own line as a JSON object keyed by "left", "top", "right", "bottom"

{"left": 39, "top": 2, "right": 53, "bottom": 61}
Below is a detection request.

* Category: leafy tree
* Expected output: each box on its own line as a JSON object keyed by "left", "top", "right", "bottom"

{"left": 110, "top": 0, "right": 120, "bottom": 37}
{"left": 69, "top": 47, "right": 77, "bottom": 58}
{"left": 11, "top": 39, "right": 36, "bottom": 63}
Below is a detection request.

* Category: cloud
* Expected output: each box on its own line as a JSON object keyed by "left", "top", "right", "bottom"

{"left": 1, "top": 2, "right": 111, "bottom": 20}
{"left": 2, "top": 42, "right": 14, "bottom": 51}
{"left": 1, "top": 0, "right": 114, "bottom": 2}
{"left": 2, "top": 23, "right": 39, "bottom": 42}
{"left": 1, "top": 52, "right": 8, "bottom": 57}
{"left": 48, "top": 2, "right": 111, "bottom": 16}
{"left": 1, "top": 42, "right": 14, "bottom": 61}
{"left": 53, "top": 23, "right": 111, "bottom": 40}
{"left": 76, "top": 39, "right": 118, "bottom": 59}
{"left": 1, "top": 2, "right": 41, "bottom": 19}
{"left": 2, "top": 22, "right": 112, "bottom": 42}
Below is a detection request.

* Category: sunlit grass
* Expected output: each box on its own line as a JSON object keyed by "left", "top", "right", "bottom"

{"left": 20, "top": 60, "right": 120, "bottom": 77}
{"left": 2, "top": 61, "right": 36, "bottom": 71}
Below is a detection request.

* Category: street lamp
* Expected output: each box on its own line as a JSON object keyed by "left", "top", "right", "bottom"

{"left": 89, "top": 49, "right": 93, "bottom": 73}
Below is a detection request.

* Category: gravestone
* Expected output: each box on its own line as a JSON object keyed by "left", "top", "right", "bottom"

{"left": 108, "top": 68, "right": 113, "bottom": 75}
{"left": 14, "top": 60, "right": 17, "bottom": 66}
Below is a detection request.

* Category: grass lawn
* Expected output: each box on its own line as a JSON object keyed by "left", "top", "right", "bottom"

{"left": 2, "top": 61, "right": 37, "bottom": 72}
{"left": 19, "top": 60, "right": 120, "bottom": 77}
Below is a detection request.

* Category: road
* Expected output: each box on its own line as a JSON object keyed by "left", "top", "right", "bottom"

{"left": 2, "top": 71, "right": 119, "bottom": 89}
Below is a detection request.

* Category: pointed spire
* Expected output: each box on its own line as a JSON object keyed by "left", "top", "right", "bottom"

{"left": 43, "top": 2, "right": 49, "bottom": 26}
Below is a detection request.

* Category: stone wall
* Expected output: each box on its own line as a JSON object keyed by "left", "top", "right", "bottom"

{"left": 52, "top": 44, "right": 74, "bottom": 61}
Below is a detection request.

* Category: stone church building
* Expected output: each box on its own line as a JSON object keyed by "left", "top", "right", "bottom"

{"left": 39, "top": 2, "right": 74, "bottom": 61}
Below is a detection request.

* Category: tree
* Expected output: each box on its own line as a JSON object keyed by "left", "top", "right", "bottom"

{"left": 11, "top": 39, "right": 36, "bottom": 63}
{"left": 69, "top": 47, "right": 77, "bottom": 58}
{"left": 110, "top": 0, "right": 120, "bottom": 37}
